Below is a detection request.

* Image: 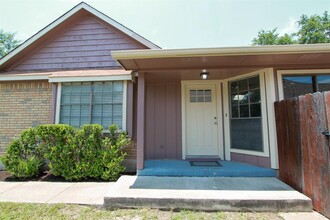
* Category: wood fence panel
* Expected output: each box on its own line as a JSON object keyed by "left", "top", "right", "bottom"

{"left": 275, "top": 92, "right": 330, "bottom": 218}
{"left": 318, "top": 92, "right": 330, "bottom": 218}
{"left": 299, "top": 95, "right": 313, "bottom": 200}
{"left": 310, "top": 93, "right": 324, "bottom": 211}
{"left": 321, "top": 92, "right": 330, "bottom": 218}
{"left": 275, "top": 98, "right": 302, "bottom": 191}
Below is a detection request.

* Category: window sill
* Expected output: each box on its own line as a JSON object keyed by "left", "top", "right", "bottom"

{"left": 230, "top": 148, "right": 269, "bottom": 157}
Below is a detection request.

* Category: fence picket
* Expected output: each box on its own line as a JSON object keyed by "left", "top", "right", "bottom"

{"left": 275, "top": 92, "right": 330, "bottom": 218}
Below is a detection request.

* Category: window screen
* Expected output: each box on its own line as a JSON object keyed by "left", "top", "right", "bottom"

{"left": 229, "top": 76, "right": 263, "bottom": 152}
{"left": 60, "top": 81, "right": 123, "bottom": 129}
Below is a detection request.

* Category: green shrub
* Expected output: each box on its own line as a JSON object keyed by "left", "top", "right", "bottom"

{"left": 46, "top": 124, "right": 130, "bottom": 181}
{"left": 36, "top": 124, "right": 75, "bottom": 148}
{"left": 101, "top": 124, "right": 129, "bottom": 181}
{"left": 1, "top": 128, "right": 44, "bottom": 178}
{"left": 2, "top": 124, "right": 129, "bottom": 181}
{"left": 36, "top": 124, "right": 76, "bottom": 178}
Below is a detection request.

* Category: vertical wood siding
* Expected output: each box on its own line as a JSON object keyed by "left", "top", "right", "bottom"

{"left": 145, "top": 82, "right": 182, "bottom": 159}
{"left": 275, "top": 92, "right": 330, "bottom": 218}
{"left": 12, "top": 16, "right": 144, "bottom": 71}
{"left": 230, "top": 153, "right": 271, "bottom": 168}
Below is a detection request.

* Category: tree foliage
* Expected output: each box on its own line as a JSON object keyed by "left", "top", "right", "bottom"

{"left": 296, "top": 11, "right": 330, "bottom": 44}
{"left": 0, "top": 29, "right": 20, "bottom": 58}
{"left": 252, "top": 11, "right": 330, "bottom": 45}
{"left": 252, "top": 28, "right": 297, "bottom": 45}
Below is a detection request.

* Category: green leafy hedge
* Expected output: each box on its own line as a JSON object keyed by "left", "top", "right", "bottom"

{"left": 1, "top": 124, "right": 130, "bottom": 181}
{"left": 1, "top": 128, "right": 44, "bottom": 178}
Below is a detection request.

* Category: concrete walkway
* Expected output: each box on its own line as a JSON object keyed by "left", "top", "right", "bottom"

{"left": 104, "top": 176, "right": 312, "bottom": 212}
{"left": 0, "top": 181, "right": 113, "bottom": 206}
{"left": 0, "top": 177, "right": 328, "bottom": 219}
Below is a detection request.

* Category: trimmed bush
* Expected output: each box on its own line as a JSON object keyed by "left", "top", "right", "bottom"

{"left": 1, "top": 128, "right": 44, "bottom": 178}
{"left": 1, "top": 124, "right": 130, "bottom": 181}
{"left": 36, "top": 124, "right": 76, "bottom": 178}
{"left": 44, "top": 124, "right": 129, "bottom": 181}
{"left": 101, "top": 124, "right": 129, "bottom": 181}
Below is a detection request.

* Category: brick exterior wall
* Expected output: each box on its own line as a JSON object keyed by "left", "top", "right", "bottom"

{"left": 124, "top": 140, "right": 137, "bottom": 159}
{"left": 0, "top": 81, "right": 52, "bottom": 155}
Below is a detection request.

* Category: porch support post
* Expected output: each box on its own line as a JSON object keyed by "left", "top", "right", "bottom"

{"left": 137, "top": 72, "right": 145, "bottom": 170}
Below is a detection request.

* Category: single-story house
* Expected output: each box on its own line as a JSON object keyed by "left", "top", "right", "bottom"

{"left": 1, "top": 2, "right": 330, "bottom": 172}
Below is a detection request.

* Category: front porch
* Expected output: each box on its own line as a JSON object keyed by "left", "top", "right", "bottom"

{"left": 137, "top": 160, "right": 276, "bottom": 177}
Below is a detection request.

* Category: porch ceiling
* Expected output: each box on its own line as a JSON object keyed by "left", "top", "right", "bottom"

{"left": 112, "top": 44, "right": 330, "bottom": 71}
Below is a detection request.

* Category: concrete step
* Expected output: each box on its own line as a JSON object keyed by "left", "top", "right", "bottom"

{"left": 104, "top": 176, "right": 312, "bottom": 212}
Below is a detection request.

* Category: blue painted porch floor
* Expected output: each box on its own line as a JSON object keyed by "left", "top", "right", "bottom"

{"left": 137, "top": 160, "right": 276, "bottom": 177}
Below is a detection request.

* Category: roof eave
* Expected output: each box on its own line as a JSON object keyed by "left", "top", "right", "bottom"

{"left": 111, "top": 43, "right": 330, "bottom": 60}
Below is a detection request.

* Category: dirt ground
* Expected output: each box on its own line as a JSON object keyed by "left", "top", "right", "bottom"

{"left": 0, "top": 170, "right": 11, "bottom": 181}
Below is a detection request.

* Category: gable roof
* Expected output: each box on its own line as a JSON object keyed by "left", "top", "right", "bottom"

{"left": 0, "top": 2, "right": 160, "bottom": 70}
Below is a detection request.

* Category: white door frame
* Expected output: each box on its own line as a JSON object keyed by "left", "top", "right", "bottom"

{"left": 181, "top": 80, "right": 224, "bottom": 160}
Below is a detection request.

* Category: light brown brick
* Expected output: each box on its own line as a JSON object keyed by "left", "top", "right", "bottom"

{"left": 0, "top": 81, "right": 52, "bottom": 148}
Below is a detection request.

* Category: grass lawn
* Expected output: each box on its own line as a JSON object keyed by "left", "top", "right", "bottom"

{"left": 0, "top": 202, "right": 283, "bottom": 220}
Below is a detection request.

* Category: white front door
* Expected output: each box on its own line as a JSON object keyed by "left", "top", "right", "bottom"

{"left": 185, "top": 84, "right": 219, "bottom": 156}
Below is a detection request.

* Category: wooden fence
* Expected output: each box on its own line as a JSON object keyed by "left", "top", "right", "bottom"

{"left": 275, "top": 92, "right": 330, "bottom": 218}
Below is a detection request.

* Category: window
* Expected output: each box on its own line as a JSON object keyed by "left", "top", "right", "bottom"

{"left": 59, "top": 81, "right": 124, "bottom": 129}
{"left": 283, "top": 74, "right": 330, "bottom": 99}
{"left": 229, "top": 76, "right": 263, "bottom": 152}
{"left": 190, "top": 89, "right": 212, "bottom": 102}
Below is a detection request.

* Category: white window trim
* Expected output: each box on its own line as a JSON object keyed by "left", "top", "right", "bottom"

{"left": 264, "top": 68, "right": 278, "bottom": 169}
{"left": 277, "top": 69, "right": 330, "bottom": 101}
{"left": 49, "top": 75, "right": 132, "bottom": 83}
{"left": 223, "top": 69, "right": 270, "bottom": 158}
{"left": 55, "top": 82, "right": 62, "bottom": 124}
{"left": 122, "top": 80, "right": 127, "bottom": 131}
{"left": 181, "top": 80, "right": 224, "bottom": 160}
{"left": 55, "top": 80, "right": 127, "bottom": 131}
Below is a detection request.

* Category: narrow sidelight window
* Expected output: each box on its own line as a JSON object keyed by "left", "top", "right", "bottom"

{"left": 229, "top": 76, "right": 263, "bottom": 152}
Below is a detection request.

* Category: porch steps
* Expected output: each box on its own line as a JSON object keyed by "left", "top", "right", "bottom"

{"left": 137, "top": 160, "right": 276, "bottom": 177}
{"left": 103, "top": 176, "right": 312, "bottom": 212}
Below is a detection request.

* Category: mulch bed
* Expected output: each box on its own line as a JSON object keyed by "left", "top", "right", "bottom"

{"left": 0, "top": 170, "right": 12, "bottom": 181}
{"left": 0, "top": 170, "right": 135, "bottom": 182}
{"left": 0, "top": 170, "right": 67, "bottom": 182}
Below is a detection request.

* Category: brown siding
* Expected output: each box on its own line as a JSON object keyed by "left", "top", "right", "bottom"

{"left": 230, "top": 152, "right": 271, "bottom": 168}
{"left": 275, "top": 92, "right": 330, "bottom": 218}
{"left": 145, "top": 82, "right": 182, "bottom": 159}
{"left": 0, "top": 81, "right": 52, "bottom": 155}
{"left": 11, "top": 16, "right": 144, "bottom": 71}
